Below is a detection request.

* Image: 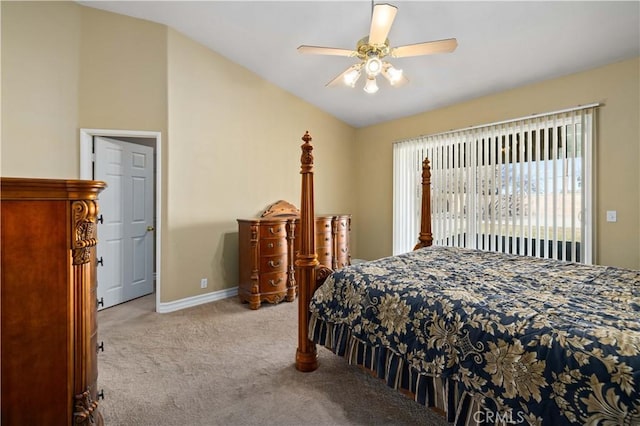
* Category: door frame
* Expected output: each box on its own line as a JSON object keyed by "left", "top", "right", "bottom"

{"left": 80, "top": 128, "right": 162, "bottom": 312}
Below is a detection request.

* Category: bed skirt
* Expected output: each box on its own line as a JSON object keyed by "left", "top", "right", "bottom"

{"left": 309, "top": 314, "right": 487, "bottom": 426}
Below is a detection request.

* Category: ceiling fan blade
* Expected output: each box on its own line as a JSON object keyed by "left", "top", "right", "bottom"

{"left": 368, "top": 4, "right": 398, "bottom": 46}
{"left": 297, "top": 45, "right": 357, "bottom": 57}
{"left": 326, "top": 63, "right": 363, "bottom": 87}
{"left": 391, "top": 38, "right": 458, "bottom": 58}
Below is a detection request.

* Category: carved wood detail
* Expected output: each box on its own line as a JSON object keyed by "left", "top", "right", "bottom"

{"left": 73, "top": 388, "right": 102, "bottom": 425}
{"left": 71, "top": 200, "right": 99, "bottom": 265}
{"left": 261, "top": 200, "right": 300, "bottom": 218}
{"left": 314, "top": 265, "right": 333, "bottom": 292}
{"left": 285, "top": 220, "right": 297, "bottom": 301}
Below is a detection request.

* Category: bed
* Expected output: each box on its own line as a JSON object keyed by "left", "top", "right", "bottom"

{"left": 293, "top": 131, "right": 640, "bottom": 425}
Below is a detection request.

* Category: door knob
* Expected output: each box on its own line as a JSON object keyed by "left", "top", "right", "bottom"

{"left": 147, "top": 226, "right": 155, "bottom": 232}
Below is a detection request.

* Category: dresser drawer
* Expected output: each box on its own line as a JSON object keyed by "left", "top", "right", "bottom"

{"left": 259, "top": 223, "right": 286, "bottom": 238}
{"left": 316, "top": 245, "right": 332, "bottom": 258}
{"left": 335, "top": 217, "right": 349, "bottom": 228}
{"left": 316, "top": 232, "right": 331, "bottom": 248}
{"left": 335, "top": 247, "right": 350, "bottom": 269}
{"left": 259, "top": 271, "right": 287, "bottom": 293}
{"left": 335, "top": 231, "right": 349, "bottom": 244}
{"left": 317, "top": 252, "right": 332, "bottom": 268}
{"left": 259, "top": 254, "right": 287, "bottom": 272}
{"left": 259, "top": 237, "right": 287, "bottom": 256}
{"left": 316, "top": 218, "right": 332, "bottom": 233}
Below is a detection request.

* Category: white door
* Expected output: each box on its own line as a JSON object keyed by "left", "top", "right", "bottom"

{"left": 95, "top": 137, "right": 155, "bottom": 309}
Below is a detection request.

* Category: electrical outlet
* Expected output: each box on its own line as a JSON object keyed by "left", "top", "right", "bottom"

{"left": 200, "top": 278, "right": 208, "bottom": 288}
{"left": 606, "top": 210, "right": 617, "bottom": 223}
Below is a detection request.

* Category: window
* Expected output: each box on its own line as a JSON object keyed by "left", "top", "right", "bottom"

{"left": 393, "top": 105, "right": 596, "bottom": 264}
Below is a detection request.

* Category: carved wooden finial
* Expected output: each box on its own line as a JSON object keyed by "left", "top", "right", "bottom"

{"left": 422, "top": 157, "right": 431, "bottom": 181}
{"left": 300, "top": 131, "right": 314, "bottom": 171}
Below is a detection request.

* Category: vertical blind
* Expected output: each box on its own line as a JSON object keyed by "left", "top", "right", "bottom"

{"left": 393, "top": 105, "right": 596, "bottom": 264}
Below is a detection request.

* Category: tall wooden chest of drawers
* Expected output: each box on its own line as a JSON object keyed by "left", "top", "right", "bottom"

{"left": 237, "top": 202, "right": 350, "bottom": 309}
{"left": 237, "top": 218, "right": 297, "bottom": 310}
{"left": 1, "top": 178, "right": 106, "bottom": 425}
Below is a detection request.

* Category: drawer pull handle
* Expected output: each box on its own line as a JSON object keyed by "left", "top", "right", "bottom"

{"left": 268, "top": 278, "right": 283, "bottom": 287}
{"left": 97, "top": 297, "right": 104, "bottom": 308}
{"left": 97, "top": 341, "right": 104, "bottom": 353}
{"left": 268, "top": 260, "right": 281, "bottom": 268}
{"left": 267, "top": 242, "right": 274, "bottom": 248}
{"left": 268, "top": 227, "right": 280, "bottom": 234}
{"left": 97, "top": 390, "right": 105, "bottom": 400}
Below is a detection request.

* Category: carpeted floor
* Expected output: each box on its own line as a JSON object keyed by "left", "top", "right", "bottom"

{"left": 97, "top": 294, "right": 449, "bottom": 426}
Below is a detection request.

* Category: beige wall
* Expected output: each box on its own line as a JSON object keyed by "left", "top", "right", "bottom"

{"left": 1, "top": 1, "right": 81, "bottom": 177}
{"left": 78, "top": 6, "right": 167, "bottom": 133}
{"left": 355, "top": 57, "right": 640, "bottom": 270}
{"left": 165, "top": 29, "right": 355, "bottom": 301}
{"left": 1, "top": 2, "right": 167, "bottom": 177}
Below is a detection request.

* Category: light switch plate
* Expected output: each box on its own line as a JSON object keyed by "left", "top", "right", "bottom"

{"left": 606, "top": 210, "right": 617, "bottom": 222}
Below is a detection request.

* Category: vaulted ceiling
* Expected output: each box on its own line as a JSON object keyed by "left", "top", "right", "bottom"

{"left": 79, "top": 1, "right": 640, "bottom": 128}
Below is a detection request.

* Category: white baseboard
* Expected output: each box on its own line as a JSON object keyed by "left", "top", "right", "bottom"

{"left": 156, "top": 286, "right": 239, "bottom": 313}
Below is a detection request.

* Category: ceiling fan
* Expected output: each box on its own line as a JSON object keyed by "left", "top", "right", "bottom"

{"left": 297, "top": 2, "right": 457, "bottom": 94}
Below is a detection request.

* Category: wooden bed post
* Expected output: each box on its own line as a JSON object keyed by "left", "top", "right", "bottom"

{"left": 414, "top": 157, "right": 433, "bottom": 250}
{"left": 295, "top": 131, "right": 319, "bottom": 372}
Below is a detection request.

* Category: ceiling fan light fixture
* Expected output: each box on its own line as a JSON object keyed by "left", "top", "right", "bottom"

{"left": 364, "top": 55, "right": 382, "bottom": 77}
{"left": 363, "top": 76, "right": 379, "bottom": 94}
{"left": 298, "top": 3, "right": 458, "bottom": 93}
{"left": 343, "top": 67, "right": 362, "bottom": 87}
{"left": 386, "top": 65, "right": 403, "bottom": 85}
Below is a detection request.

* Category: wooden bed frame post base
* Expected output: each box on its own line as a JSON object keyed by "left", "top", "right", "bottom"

{"left": 295, "top": 253, "right": 319, "bottom": 373}
{"left": 295, "top": 347, "right": 318, "bottom": 372}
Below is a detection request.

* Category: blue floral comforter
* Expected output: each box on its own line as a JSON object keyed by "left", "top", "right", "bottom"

{"left": 309, "top": 246, "right": 640, "bottom": 425}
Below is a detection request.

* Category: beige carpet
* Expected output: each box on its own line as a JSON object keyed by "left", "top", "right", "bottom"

{"left": 97, "top": 294, "right": 449, "bottom": 426}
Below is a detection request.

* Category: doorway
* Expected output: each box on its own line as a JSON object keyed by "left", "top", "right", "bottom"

{"left": 80, "top": 129, "right": 162, "bottom": 312}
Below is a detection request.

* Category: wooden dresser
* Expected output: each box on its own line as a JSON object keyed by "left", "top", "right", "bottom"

{"left": 1, "top": 177, "right": 106, "bottom": 425}
{"left": 238, "top": 200, "right": 351, "bottom": 309}
{"left": 313, "top": 214, "right": 351, "bottom": 270}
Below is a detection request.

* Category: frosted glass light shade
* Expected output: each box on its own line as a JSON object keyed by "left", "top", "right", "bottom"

{"left": 343, "top": 68, "right": 361, "bottom": 87}
{"left": 387, "top": 66, "right": 403, "bottom": 85}
{"left": 364, "top": 76, "right": 379, "bottom": 94}
{"left": 364, "top": 56, "right": 382, "bottom": 77}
